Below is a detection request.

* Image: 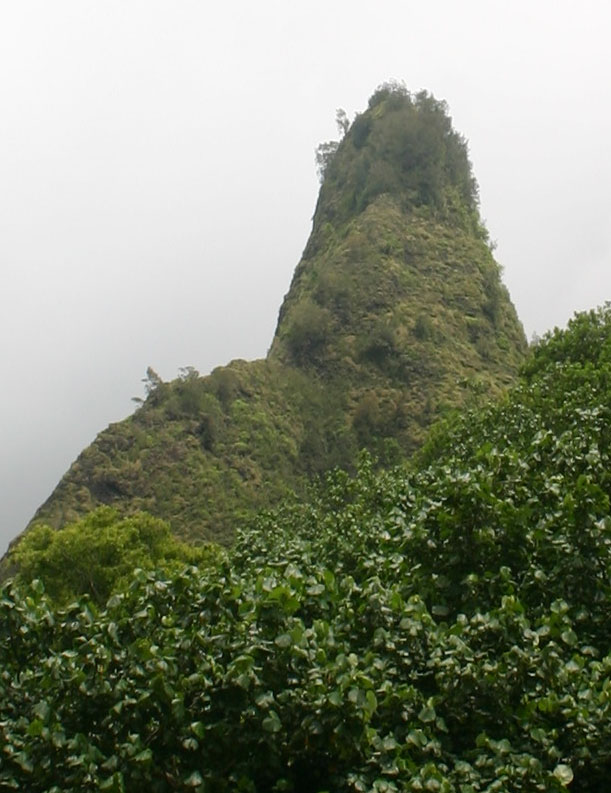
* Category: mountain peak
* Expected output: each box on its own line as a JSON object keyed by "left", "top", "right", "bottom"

{"left": 15, "top": 86, "right": 527, "bottom": 546}
{"left": 269, "top": 86, "right": 523, "bottom": 381}
{"left": 313, "top": 84, "right": 480, "bottom": 239}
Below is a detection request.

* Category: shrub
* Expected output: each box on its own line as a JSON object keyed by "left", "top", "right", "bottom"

{"left": 285, "top": 300, "right": 332, "bottom": 365}
{"left": 10, "top": 507, "right": 220, "bottom": 605}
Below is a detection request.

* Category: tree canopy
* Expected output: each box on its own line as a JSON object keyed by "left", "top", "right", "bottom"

{"left": 10, "top": 507, "right": 221, "bottom": 606}
{"left": 1, "top": 306, "right": 610, "bottom": 791}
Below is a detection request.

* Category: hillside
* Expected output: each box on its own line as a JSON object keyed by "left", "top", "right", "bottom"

{"left": 2, "top": 306, "right": 610, "bottom": 792}
{"left": 24, "top": 85, "right": 526, "bottom": 545}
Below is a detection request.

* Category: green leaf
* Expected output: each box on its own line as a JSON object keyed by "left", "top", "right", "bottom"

{"left": 100, "top": 773, "right": 126, "bottom": 793}
{"left": 26, "top": 719, "right": 44, "bottom": 738}
{"left": 14, "top": 753, "right": 33, "bottom": 773}
{"left": 561, "top": 629, "right": 578, "bottom": 646}
{"left": 553, "top": 764, "right": 574, "bottom": 785}
{"left": 190, "top": 721, "right": 206, "bottom": 738}
{"left": 419, "top": 705, "right": 436, "bottom": 723}
{"left": 365, "top": 689, "right": 378, "bottom": 715}
{"left": 185, "top": 770, "right": 204, "bottom": 787}
{"left": 255, "top": 691, "right": 275, "bottom": 709}
{"left": 262, "top": 710, "right": 282, "bottom": 733}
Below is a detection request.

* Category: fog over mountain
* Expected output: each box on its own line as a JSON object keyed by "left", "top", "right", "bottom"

{"left": 2, "top": 0, "right": 611, "bottom": 552}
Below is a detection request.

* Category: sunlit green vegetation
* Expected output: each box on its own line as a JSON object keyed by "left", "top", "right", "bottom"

{"left": 2, "top": 306, "right": 610, "bottom": 791}
{"left": 9, "top": 508, "right": 222, "bottom": 606}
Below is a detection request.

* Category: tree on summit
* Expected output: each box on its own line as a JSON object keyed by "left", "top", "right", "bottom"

{"left": 315, "top": 108, "right": 350, "bottom": 183}
{"left": 335, "top": 107, "right": 350, "bottom": 136}
{"left": 315, "top": 139, "right": 339, "bottom": 183}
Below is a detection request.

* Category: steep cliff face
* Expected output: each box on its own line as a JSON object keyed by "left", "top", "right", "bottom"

{"left": 25, "top": 86, "right": 526, "bottom": 545}
{"left": 269, "top": 86, "right": 525, "bottom": 457}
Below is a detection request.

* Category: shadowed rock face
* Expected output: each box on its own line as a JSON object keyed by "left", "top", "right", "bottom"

{"left": 20, "top": 86, "right": 527, "bottom": 546}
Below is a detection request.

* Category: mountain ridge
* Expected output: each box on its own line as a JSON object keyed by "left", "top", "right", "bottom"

{"left": 19, "top": 84, "right": 527, "bottom": 546}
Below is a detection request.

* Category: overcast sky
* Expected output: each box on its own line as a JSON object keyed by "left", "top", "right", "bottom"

{"left": 2, "top": 1, "right": 610, "bottom": 553}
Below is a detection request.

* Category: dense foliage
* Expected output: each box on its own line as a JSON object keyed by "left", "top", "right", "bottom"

{"left": 9, "top": 508, "right": 222, "bottom": 606}
{"left": 20, "top": 83, "right": 526, "bottom": 546}
{"left": 313, "top": 83, "right": 480, "bottom": 232}
{"left": 1, "top": 307, "right": 609, "bottom": 791}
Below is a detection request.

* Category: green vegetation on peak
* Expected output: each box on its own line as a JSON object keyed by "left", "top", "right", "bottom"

{"left": 1, "top": 306, "right": 610, "bottom": 792}
{"left": 270, "top": 83, "right": 521, "bottom": 376}
{"left": 311, "top": 83, "right": 481, "bottom": 238}
{"left": 270, "top": 194, "right": 524, "bottom": 379}
{"left": 15, "top": 85, "right": 526, "bottom": 547}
